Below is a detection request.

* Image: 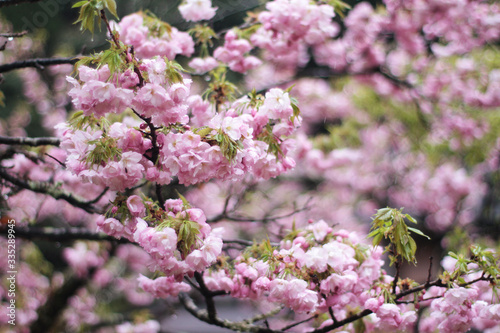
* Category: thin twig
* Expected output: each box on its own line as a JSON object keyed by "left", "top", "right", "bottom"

{"left": 87, "top": 187, "right": 109, "bottom": 204}
{"left": 281, "top": 314, "right": 318, "bottom": 331}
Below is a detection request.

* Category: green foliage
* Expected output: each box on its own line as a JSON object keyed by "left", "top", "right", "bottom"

{"left": 176, "top": 219, "right": 202, "bottom": 257}
{"left": 352, "top": 86, "right": 428, "bottom": 146}
{"left": 290, "top": 96, "right": 301, "bottom": 124}
{"left": 157, "top": 213, "right": 202, "bottom": 257}
{"left": 75, "top": 40, "right": 129, "bottom": 74}
{"left": 85, "top": 137, "right": 122, "bottom": 166}
{"left": 258, "top": 124, "right": 284, "bottom": 158}
{"left": 247, "top": 89, "right": 265, "bottom": 110}
{"left": 141, "top": 10, "right": 172, "bottom": 37}
{"left": 69, "top": 110, "right": 110, "bottom": 129}
{"left": 323, "top": 0, "right": 351, "bottom": 17}
{"left": 164, "top": 59, "right": 186, "bottom": 84}
{"left": 22, "top": 243, "right": 53, "bottom": 276}
{"left": 232, "top": 24, "right": 261, "bottom": 41}
{"left": 243, "top": 238, "right": 276, "bottom": 263}
{"left": 213, "top": 131, "right": 243, "bottom": 161}
{"left": 313, "top": 118, "right": 363, "bottom": 152}
{"left": 175, "top": 190, "right": 191, "bottom": 209}
{"left": 446, "top": 246, "right": 500, "bottom": 291}
{"left": 368, "top": 207, "right": 430, "bottom": 265}
{"left": 204, "top": 67, "right": 239, "bottom": 107}
{"left": 189, "top": 24, "right": 217, "bottom": 58}
{"left": 73, "top": 0, "right": 119, "bottom": 34}
{"left": 194, "top": 126, "right": 243, "bottom": 161}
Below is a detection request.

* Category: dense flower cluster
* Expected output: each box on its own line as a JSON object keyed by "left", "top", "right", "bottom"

{"left": 116, "top": 13, "right": 194, "bottom": 59}
{"left": 201, "top": 220, "right": 420, "bottom": 330}
{"left": 98, "top": 198, "right": 223, "bottom": 295}
{"left": 63, "top": 53, "right": 299, "bottom": 189}
{"left": 251, "top": 0, "right": 338, "bottom": 67}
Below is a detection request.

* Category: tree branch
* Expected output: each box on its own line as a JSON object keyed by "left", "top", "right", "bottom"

{"left": 30, "top": 268, "right": 96, "bottom": 333}
{"left": 0, "top": 226, "right": 131, "bottom": 244}
{"left": 207, "top": 201, "right": 311, "bottom": 224}
{"left": 0, "top": 135, "right": 61, "bottom": 147}
{"left": 0, "top": 31, "right": 28, "bottom": 38}
{"left": 194, "top": 272, "right": 218, "bottom": 322}
{"left": 0, "top": 167, "right": 101, "bottom": 214}
{"left": 178, "top": 292, "right": 278, "bottom": 333}
{"left": 0, "top": 57, "right": 77, "bottom": 73}
{"left": 280, "top": 314, "right": 317, "bottom": 331}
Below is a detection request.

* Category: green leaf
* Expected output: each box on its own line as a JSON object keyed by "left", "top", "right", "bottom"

{"left": 405, "top": 214, "right": 418, "bottom": 224}
{"left": 72, "top": 0, "right": 88, "bottom": 8}
{"left": 175, "top": 190, "right": 191, "bottom": 209}
{"left": 372, "top": 232, "right": 383, "bottom": 247}
{"left": 284, "top": 84, "right": 296, "bottom": 93}
{"left": 104, "top": 0, "right": 118, "bottom": 19}
{"left": 0, "top": 90, "right": 5, "bottom": 107}
{"left": 409, "top": 237, "right": 417, "bottom": 260}
{"left": 408, "top": 227, "right": 431, "bottom": 240}
{"left": 291, "top": 99, "right": 300, "bottom": 123}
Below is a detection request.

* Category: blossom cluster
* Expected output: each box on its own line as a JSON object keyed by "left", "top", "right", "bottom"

{"left": 179, "top": 0, "right": 217, "bottom": 22}
{"left": 116, "top": 13, "right": 194, "bottom": 60}
{"left": 63, "top": 54, "right": 299, "bottom": 189}
{"left": 213, "top": 30, "right": 261, "bottom": 74}
{"left": 200, "top": 220, "right": 420, "bottom": 330}
{"left": 251, "top": 0, "right": 338, "bottom": 67}
{"left": 99, "top": 197, "right": 223, "bottom": 296}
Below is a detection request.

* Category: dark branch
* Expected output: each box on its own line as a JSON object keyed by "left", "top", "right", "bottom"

{"left": 0, "top": 226, "right": 131, "bottom": 244}
{"left": 312, "top": 309, "right": 373, "bottom": 333}
{"left": 0, "top": 31, "right": 28, "bottom": 38}
{"left": 194, "top": 272, "right": 218, "bottom": 322}
{"left": 223, "top": 239, "right": 255, "bottom": 246}
{"left": 281, "top": 314, "right": 318, "bottom": 331}
{"left": 0, "top": 135, "right": 61, "bottom": 147}
{"left": 0, "top": 57, "right": 77, "bottom": 73}
{"left": 30, "top": 268, "right": 96, "bottom": 333}
{"left": 178, "top": 293, "right": 278, "bottom": 333}
{"left": 0, "top": 167, "right": 101, "bottom": 214}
